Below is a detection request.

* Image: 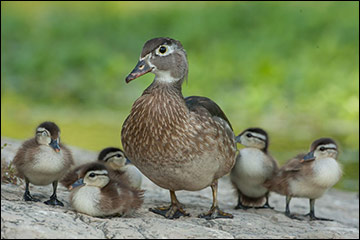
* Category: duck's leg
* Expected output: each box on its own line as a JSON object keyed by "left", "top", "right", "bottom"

{"left": 149, "top": 190, "right": 190, "bottom": 219}
{"left": 23, "top": 178, "right": 40, "bottom": 202}
{"left": 285, "top": 195, "right": 302, "bottom": 220}
{"left": 234, "top": 190, "right": 250, "bottom": 210}
{"left": 198, "top": 180, "right": 233, "bottom": 220}
{"left": 255, "top": 192, "right": 274, "bottom": 209}
{"left": 305, "top": 199, "right": 333, "bottom": 221}
{"left": 44, "top": 181, "right": 64, "bottom": 206}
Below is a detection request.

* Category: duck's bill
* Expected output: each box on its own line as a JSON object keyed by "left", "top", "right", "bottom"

{"left": 70, "top": 178, "right": 85, "bottom": 190}
{"left": 125, "top": 60, "right": 153, "bottom": 83}
{"left": 302, "top": 151, "right": 315, "bottom": 162}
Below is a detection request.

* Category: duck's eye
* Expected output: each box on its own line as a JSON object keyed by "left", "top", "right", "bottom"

{"left": 116, "top": 154, "right": 122, "bottom": 158}
{"left": 319, "top": 147, "right": 326, "bottom": 151}
{"left": 89, "top": 173, "right": 96, "bottom": 178}
{"left": 159, "top": 45, "right": 167, "bottom": 54}
{"left": 246, "top": 133, "right": 252, "bottom": 138}
{"left": 42, "top": 131, "right": 47, "bottom": 136}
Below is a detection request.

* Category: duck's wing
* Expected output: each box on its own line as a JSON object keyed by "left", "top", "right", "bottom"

{"left": 185, "top": 96, "right": 233, "bottom": 130}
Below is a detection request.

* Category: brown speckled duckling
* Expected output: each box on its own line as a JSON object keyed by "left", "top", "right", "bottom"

{"left": 13, "top": 121, "right": 74, "bottom": 206}
{"left": 62, "top": 162, "right": 144, "bottom": 217}
{"left": 264, "top": 137, "right": 342, "bottom": 221}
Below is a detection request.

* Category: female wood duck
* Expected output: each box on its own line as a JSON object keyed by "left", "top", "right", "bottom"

{"left": 264, "top": 137, "right": 342, "bottom": 220}
{"left": 121, "top": 37, "right": 237, "bottom": 219}
{"left": 98, "top": 147, "right": 142, "bottom": 189}
{"left": 62, "top": 162, "right": 144, "bottom": 217}
{"left": 230, "top": 128, "right": 278, "bottom": 209}
{"left": 13, "top": 121, "right": 74, "bottom": 206}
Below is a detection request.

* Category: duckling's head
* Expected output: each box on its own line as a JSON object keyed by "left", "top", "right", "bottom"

{"left": 303, "top": 138, "right": 338, "bottom": 161}
{"left": 71, "top": 162, "right": 110, "bottom": 189}
{"left": 126, "top": 37, "right": 188, "bottom": 85}
{"left": 235, "top": 128, "right": 268, "bottom": 151}
{"left": 98, "top": 147, "right": 130, "bottom": 171}
{"left": 35, "top": 121, "right": 61, "bottom": 152}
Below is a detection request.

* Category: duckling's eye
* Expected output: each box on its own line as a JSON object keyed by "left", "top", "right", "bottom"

{"left": 159, "top": 45, "right": 167, "bottom": 54}
{"left": 42, "top": 132, "right": 47, "bottom": 136}
{"left": 246, "top": 133, "right": 252, "bottom": 138}
{"left": 116, "top": 154, "right": 122, "bottom": 158}
{"left": 319, "top": 147, "right": 326, "bottom": 151}
{"left": 89, "top": 173, "right": 96, "bottom": 178}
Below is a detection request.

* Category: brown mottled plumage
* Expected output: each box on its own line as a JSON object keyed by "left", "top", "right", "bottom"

{"left": 230, "top": 128, "right": 278, "bottom": 209}
{"left": 63, "top": 162, "right": 144, "bottom": 217}
{"left": 264, "top": 138, "right": 342, "bottom": 221}
{"left": 121, "top": 37, "right": 236, "bottom": 219}
{"left": 13, "top": 121, "right": 74, "bottom": 206}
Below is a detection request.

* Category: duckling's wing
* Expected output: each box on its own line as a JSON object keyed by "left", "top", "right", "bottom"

{"left": 185, "top": 96, "right": 233, "bottom": 130}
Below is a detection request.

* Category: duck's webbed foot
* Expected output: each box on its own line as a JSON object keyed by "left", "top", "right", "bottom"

{"left": 198, "top": 206, "right": 233, "bottom": 220}
{"left": 149, "top": 204, "right": 190, "bottom": 219}
{"left": 149, "top": 190, "right": 190, "bottom": 219}
{"left": 199, "top": 180, "right": 233, "bottom": 220}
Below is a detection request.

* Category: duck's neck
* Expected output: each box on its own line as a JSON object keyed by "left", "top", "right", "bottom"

{"left": 143, "top": 78, "right": 184, "bottom": 99}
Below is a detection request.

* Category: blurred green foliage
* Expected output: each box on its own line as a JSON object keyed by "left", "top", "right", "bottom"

{"left": 1, "top": 1, "right": 359, "bottom": 191}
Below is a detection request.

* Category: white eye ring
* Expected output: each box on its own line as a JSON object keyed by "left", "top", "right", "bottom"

{"left": 42, "top": 131, "right": 47, "bottom": 136}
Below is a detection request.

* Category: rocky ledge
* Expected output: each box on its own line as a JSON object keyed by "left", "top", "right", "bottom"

{"left": 1, "top": 137, "right": 359, "bottom": 239}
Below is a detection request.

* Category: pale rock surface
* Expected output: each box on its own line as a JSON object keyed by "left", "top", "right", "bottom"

{"left": 1, "top": 137, "right": 359, "bottom": 239}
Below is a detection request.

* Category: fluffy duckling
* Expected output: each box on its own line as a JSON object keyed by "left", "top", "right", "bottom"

{"left": 264, "top": 137, "right": 342, "bottom": 220}
{"left": 63, "top": 162, "right": 144, "bottom": 217}
{"left": 230, "top": 128, "right": 278, "bottom": 209}
{"left": 98, "top": 147, "right": 142, "bottom": 190}
{"left": 13, "top": 121, "right": 74, "bottom": 206}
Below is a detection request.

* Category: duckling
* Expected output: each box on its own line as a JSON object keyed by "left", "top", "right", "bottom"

{"left": 63, "top": 162, "right": 144, "bottom": 217}
{"left": 264, "top": 137, "right": 342, "bottom": 221}
{"left": 122, "top": 37, "right": 237, "bottom": 219}
{"left": 230, "top": 128, "right": 278, "bottom": 209}
{"left": 98, "top": 147, "right": 142, "bottom": 190}
{"left": 13, "top": 121, "right": 74, "bottom": 206}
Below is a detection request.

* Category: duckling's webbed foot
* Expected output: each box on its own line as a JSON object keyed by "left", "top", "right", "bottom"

{"left": 255, "top": 202, "right": 274, "bottom": 210}
{"left": 304, "top": 213, "right": 333, "bottom": 221}
{"left": 198, "top": 206, "right": 233, "bottom": 220}
{"left": 23, "top": 191, "right": 40, "bottom": 202}
{"left": 285, "top": 211, "right": 303, "bottom": 220}
{"left": 44, "top": 196, "right": 64, "bottom": 206}
{"left": 234, "top": 201, "right": 251, "bottom": 210}
{"left": 149, "top": 190, "right": 190, "bottom": 219}
{"left": 44, "top": 181, "right": 64, "bottom": 206}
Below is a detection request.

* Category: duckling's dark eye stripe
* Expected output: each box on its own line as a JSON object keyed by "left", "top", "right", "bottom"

{"left": 321, "top": 147, "right": 337, "bottom": 151}
{"left": 103, "top": 154, "right": 122, "bottom": 162}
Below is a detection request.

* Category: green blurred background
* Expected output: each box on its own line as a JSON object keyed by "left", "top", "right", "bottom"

{"left": 1, "top": 1, "right": 359, "bottom": 191}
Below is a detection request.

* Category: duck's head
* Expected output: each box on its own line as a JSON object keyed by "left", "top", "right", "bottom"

{"left": 35, "top": 121, "right": 61, "bottom": 152}
{"left": 126, "top": 37, "right": 188, "bottom": 85}
{"left": 235, "top": 128, "right": 269, "bottom": 152}
{"left": 98, "top": 147, "right": 131, "bottom": 170}
{"left": 303, "top": 138, "right": 338, "bottom": 161}
{"left": 71, "top": 162, "right": 110, "bottom": 189}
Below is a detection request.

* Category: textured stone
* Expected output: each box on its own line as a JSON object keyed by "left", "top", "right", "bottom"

{"left": 1, "top": 137, "right": 359, "bottom": 239}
